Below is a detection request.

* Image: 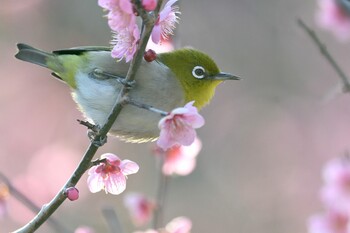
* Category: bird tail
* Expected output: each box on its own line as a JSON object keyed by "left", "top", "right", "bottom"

{"left": 15, "top": 43, "right": 56, "bottom": 69}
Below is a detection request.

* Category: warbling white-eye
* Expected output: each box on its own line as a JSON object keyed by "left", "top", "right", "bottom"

{"left": 15, "top": 43, "right": 239, "bottom": 142}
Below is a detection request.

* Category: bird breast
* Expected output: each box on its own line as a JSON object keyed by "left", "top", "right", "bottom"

{"left": 73, "top": 56, "right": 185, "bottom": 143}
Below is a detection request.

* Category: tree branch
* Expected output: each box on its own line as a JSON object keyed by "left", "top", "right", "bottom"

{"left": 13, "top": 1, "right": 164, "bottom": 232}
{"left": 297, "top": 18, "right": 350, "bottom": 92}
{"left": 153, "top": 154, "right": 170, "bottom": 229}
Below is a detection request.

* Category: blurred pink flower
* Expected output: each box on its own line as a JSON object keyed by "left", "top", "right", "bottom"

{"left": 87, "top": 153, "right": 139, "bottom": 195}
{"left": 155, "top": 137, "right": 201, "bottom": 176}
{"left": 0, "top": 183, "right": 9, "bottom": 219}
{"left": 124, "top": 192, "right": 156, "bottom": 226}
{"left": 134, "top": 230, "right": 158, "bottom": 233}
{"left": 146, "top": 39, "right": 174, "bottom": 53}
{"left": 75, "top": 226, "right": 95, "bottom": 233}
{"left": 111, "top": 24, "right": 140, "bottom": 62}
{"left": 316, "top": 0, "right": 350, "bottom": 41}
{"left": 8, "top": 144, "right": 81, "bottom": 223}
{"left": 165, "top": 217, "right": 192, "bottom": 233}
{"left": 157, "top": 101, "right": 205, "bottom": 151}
{"left": 308, "top": 210, "right": 350, "bottom": 233}
{"left": 320, "top": 157, "right": 350, "bottom": 213}
{"left": 98, "top": 0, "right": 135, "bottom": 31}
{"left": 151, "top": 0, "right": 180, "bottom": 44}
{"left": 142, "top": 0, "right": 157, "bottom": 11}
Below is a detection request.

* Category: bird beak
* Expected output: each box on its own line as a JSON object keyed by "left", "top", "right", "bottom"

{"left": 212, "top": 72, "right": 240, "bottom": 80}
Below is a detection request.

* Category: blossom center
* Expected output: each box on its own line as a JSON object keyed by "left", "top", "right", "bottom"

{"left": 97, "top": 160, "right": 121, "bottom": 175}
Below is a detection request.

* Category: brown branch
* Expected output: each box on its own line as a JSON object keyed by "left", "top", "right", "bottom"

{"left": 13, "top": 1, "right": 164, "bottom": 232}
{"left": 297, "top": 18, "right": 350, "bottom": 92}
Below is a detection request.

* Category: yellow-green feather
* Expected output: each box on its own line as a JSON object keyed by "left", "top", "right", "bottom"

{"left": 158, "top": 48, "right": 222, "bottom": 110}
{"left": 46, "top": 54, "right": 87, "bottom": 89}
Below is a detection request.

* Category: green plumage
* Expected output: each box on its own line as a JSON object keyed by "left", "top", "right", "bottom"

{"left": 158, "top": 49, "right": 222, "bottom": 109}
{"left": 15, "top": 43, "right": 237, "bottom": 142}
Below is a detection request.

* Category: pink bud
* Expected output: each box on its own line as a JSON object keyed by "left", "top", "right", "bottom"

{"left": 66, "top": 187, "right": 79, "bottom": 201}
{"left": 142, "top": 0, "right": 157, "bottom": 11}
{"left": 144, "top": 49, "right": 157, "bottom": 62}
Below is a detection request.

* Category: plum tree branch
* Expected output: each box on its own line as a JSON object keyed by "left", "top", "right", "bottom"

{"left": 13, "top": 1, "right": 164, "bottom": 232}
{"left": 297, "top": 18, "right": 350, "bottom": 92}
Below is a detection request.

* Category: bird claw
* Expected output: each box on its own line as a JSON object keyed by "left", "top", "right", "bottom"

{"left": 124, "top": 80, "right": 136, "bottom": 89}
{"left": 91, "top": 68, "right": 135, "bottom": 88}
{"left": 88, "top": 130, "right": 108, "bottom": 147}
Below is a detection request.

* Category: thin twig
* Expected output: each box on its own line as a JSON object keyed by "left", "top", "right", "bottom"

{"left": 14, "top": 1, "right": 164, "bottom": 232}
{"left": 125, "top": 97, "right": 169, "bottom": 116}
{"left": 77, "top": 119, "right": 99, "bottom": 132}
{"left": 297, "top": 18, "right": 350, "bottom": 92}
{"left": 101, "top": 206, "right": 124, "bottom": 233}
{"left": 153, "top": 154, "right": 169, "bottom": 229}
{"left": 0, "top": 172, "right": 70, "bottom": 233}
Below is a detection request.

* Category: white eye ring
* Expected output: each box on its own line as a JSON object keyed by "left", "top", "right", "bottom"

{"left": 192, "top": 66, "right": 206, "bottom": 79}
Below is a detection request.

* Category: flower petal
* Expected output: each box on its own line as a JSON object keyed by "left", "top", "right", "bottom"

{"left": 151, "top": 25, "right": 162, "bottom": 44}
{"left": 87, "top": 171, "right": 105, "bottom": 193}
{"left": 121, "top": 160, "right": 140, "bottom": 175}
{"left": 101, "top": 153, "right": 120, "bottom": 162}
{"left": 105, "top": 173, "right": 127, "bottom": 195}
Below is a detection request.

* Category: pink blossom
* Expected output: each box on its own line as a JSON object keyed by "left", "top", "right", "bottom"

{"left": 142, "top": 0, "right": 157, "bottom": 11}
{"left": 98, "top": 0, "right": 118, "bottom": 10}
{"left": 75, "top": 226, "right": 95, "bottom": 233}
{"left": 99, "top": 0, "right": 135, "bottom": 31}
{"left": 316, "top": 0, "right": 350, "bottom": 41}
{"left": 87, "top": 153, "right": 139, "bottom": 195}
{"left": 151, "top": 0, "right": 180, "bottom": 44}
{"left": 308, "top": 210, "right": 350, "bottom": 233}
{"left": 111, "top": 24, "right": 140, "bottom": 62}
{"left": 320, "top": 157, "right": 350, "bottom": 213}
{"left": 156, "top": 137, "right": 202, "bottom": 176}
{"left": 124, "top": 192, "right": 156, "bottom": 226}
{"left": 157, "top": 101, "right": 205, "bottom": 151}
{"left": 165, "top": 217, "right": 192, "bottom": 233}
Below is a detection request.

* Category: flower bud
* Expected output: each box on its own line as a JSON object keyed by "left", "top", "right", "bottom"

{"left": 142, "top": 0, "right": 157, "bottom": 11}
{"left": 144, "top": 49, "right": 157, "bottom": 62}
{"left": 66, "top": 187, "right": 79, "bottom": 201}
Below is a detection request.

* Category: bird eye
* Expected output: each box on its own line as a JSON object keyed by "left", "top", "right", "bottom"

{"left": 192, "top": 66, "right": 206, "bottom": 79}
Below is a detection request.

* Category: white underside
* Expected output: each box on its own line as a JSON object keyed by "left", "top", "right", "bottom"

{"left": 72, "top": 52, "right": 184, "bottom": 142}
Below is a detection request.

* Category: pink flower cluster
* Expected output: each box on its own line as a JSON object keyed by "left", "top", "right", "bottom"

{"left": 308, "top": 157, "right": 350, "bottom": 233}
{"left": 98, "top": 0, "right": 180, "bottom": 62}
{"left": 157, "top": 101, "right": 205, "bottom": 151}
{"left": 316, "top": 0, "right": 350, "bottom": 41}
{"left": 124, "top": 192, "right": 156, "bottom": 226}
{"left": 154, "top": 137, "right": 202, "bottom": 176}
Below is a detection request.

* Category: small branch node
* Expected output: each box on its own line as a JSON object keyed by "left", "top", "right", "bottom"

{"left": 90, "top": 158, "right": 108, "bottom": 168}
{"left": 77, "top": 119, "right": 99, "bottom": 133}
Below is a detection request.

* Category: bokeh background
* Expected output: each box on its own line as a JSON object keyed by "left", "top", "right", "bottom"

{"left": 1, "top": 0, "right": 350, "bottom": 232}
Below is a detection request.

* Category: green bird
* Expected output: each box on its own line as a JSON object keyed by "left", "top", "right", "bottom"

{"left": 15, "top": 43, "right": 239, "bottom": 142}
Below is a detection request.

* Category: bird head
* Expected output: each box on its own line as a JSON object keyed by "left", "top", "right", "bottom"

{"left": 157, "top": 48, "right": 239, "bottom": 109}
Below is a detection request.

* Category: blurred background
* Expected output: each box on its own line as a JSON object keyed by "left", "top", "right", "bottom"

{"left": 1, "top": 0, "right": 350, "bottom": 232}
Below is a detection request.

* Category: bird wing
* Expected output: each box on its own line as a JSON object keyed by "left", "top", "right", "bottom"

{"left": 52, "top": 46, "right": 111, "bottom": 55}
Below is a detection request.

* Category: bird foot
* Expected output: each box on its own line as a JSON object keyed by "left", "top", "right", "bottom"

{"left": 78, "top": 120, "right": 107, "bottom": 147}
{"left": 88, "top": 130, "right": 108, "bottom": 147}
{"left": 91, "top": 68, "right": 135, "bottom": 88}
